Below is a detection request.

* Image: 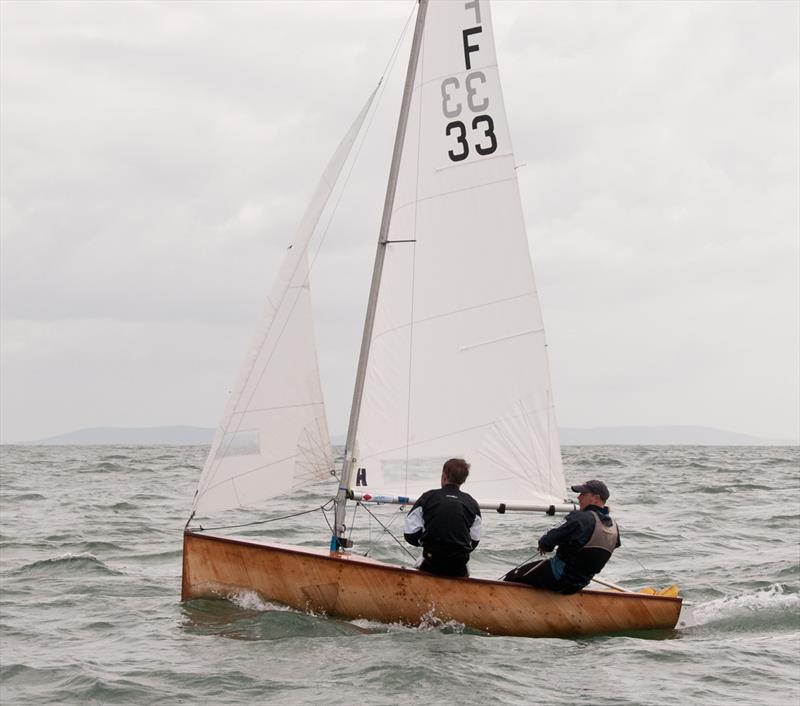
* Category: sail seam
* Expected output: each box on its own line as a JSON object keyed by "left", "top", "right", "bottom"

{"left": 418, "top": 63, "right": 500, "bottom": 91}
{"left": 360, "top": 404, "right": 555, "bottom": 464}
{"left": 202, "top": 453, "right": 300, "bottom": 494}
{"left": 434, "top": 151, "right": 513, "bottom": 173}
{"left": 391, "top": 174, "right": 516, "bottom": 219}
{"left": 370, "top": 290, "right": 535, "bottom": 344}
{"left": 459, "top": 327, "right": 544, "bottom": 352}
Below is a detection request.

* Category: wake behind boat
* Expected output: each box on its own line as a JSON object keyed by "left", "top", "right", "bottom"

{"left": 181, "top": 0, "right": 682, "bottom": 638}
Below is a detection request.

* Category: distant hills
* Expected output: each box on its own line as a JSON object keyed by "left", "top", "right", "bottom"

{"left": 23, "top": 426, "right": 216, "bottom": 446}
{"left": 559, "top": 425, "right": 795, "bottom": 446}
{"left": 14, "top": 424, "right": 797, "bottom": 446}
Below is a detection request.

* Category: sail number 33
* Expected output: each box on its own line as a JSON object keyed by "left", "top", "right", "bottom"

{"left": 441, "top": 2, "right": 497, "bottom": 163}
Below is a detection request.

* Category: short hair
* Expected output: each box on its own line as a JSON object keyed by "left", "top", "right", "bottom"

{"left": 443, "top": 458, "right": 470, "bottom": 486}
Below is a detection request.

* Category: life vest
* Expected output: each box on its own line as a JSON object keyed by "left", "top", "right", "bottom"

{"left": 584, "top": 511, "right": 619, "bottom": 554}
{"left": 558, "top": 511, "right": 619, "bottom": 590}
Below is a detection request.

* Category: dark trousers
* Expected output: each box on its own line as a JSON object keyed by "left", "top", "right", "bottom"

{"left": 503, "top": 559, "right": 591, "bottom": 595}
{"left": 503, "top": 559, "right": 560, "bottom": 590}
{"left": 418, "top": 549, "right": 469, "bottom": 578}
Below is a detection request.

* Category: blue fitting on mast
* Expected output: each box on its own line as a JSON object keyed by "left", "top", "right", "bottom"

{"left": 329, "top": 534, "right": 337, "bottom": 552}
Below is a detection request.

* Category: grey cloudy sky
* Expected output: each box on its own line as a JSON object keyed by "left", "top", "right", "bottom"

{"left": 1, "top": 0, "right": 798, "bottom": 443}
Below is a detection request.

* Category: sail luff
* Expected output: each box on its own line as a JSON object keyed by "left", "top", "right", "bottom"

{"left": 333, "top": 0, "right": 430, "bottom": 547}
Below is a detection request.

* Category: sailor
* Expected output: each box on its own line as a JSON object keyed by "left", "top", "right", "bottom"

{"left": 503, "top": 479, "right": 620, "bottom": 594}
{"left": 403, "top": 458, "right": 482, "bottom": 577}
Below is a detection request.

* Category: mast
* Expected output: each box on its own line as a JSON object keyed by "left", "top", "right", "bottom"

{"left": 332, "top": 0, "right": 429, "bottom": 550}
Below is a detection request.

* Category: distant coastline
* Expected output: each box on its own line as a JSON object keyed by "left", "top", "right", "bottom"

{"left": 9, "top": 424, "right": 797, "bottom": 446}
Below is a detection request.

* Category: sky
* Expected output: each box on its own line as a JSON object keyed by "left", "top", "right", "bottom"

{"left": 1, "top": 0, "right": 798, "bottom": 444}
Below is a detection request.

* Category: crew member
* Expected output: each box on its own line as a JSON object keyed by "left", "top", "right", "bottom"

{"left": 503, "top": 479, "right": 620, "bottom": 594}
{"left": 403, "top": 458, "right": 481, "bottom": 577}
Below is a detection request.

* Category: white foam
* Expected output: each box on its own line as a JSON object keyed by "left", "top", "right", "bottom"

{"left": 226, "top": 590, "right": 292, "bottom": 613}
{"left": 349, "top": 609, "right": 467, "bottom": 635}
{"left": 682, "top": 584, "right": 800, "bottom": 628}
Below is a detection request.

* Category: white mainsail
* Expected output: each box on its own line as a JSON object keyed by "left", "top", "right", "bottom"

{"left": 351, "top": 0, "right": 565, "bottom": 505}
{"left": 192, "top": 90, "right": 376, "bottom": 516}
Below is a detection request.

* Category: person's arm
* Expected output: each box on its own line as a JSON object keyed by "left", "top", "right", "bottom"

{"left": 469, "top": 510, "right": 482, "bottom": 550}
{"left": 404, "top": 501, "right": 425, "bottom": 546}
{"left": 537, "top": 513, "right": 580, "bottom": 552}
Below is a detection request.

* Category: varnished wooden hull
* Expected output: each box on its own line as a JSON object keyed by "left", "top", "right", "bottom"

{"left": 182, "top": 531, "right": 681, "bottom": 638}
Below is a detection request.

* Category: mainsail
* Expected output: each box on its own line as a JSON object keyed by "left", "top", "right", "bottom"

{"left": 192, "top": 90, "right": 376, "bottom": 516}
{"left": 349, "top": 0, "right": 565, "bottom": 506}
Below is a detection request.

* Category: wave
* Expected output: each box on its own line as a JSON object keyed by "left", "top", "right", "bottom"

{"left": 8, "top": 553, "right": 124, "bottom": 577}
{"left": 575, "top": 456, "right": 625, "bottom": 467}
{"left": 1, "top": 663, "right": 168, "bottom": 704}
{"left": 109, "top": 501, "right": 138, "bottom": 511}
{"left": 7, "top": 493, "right": 46, "bottom": 501}
{"left": 682, "top": 584, "right": 800, "bottom": 631}
{"left": 212, "top": 591, "right": 486, "bottom": 635}
{"left": 182, "top": 593, "right": 369, "bottom": 640}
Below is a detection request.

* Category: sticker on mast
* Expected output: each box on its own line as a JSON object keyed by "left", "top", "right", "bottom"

{"left": 440, "top": 0, "right": 497, "bottom": 163}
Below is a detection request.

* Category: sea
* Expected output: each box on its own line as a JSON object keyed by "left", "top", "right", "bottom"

{"left": 1, "top": 444, "right": 798, "bottom": 705}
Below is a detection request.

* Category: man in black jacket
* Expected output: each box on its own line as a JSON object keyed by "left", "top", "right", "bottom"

{"left": 403, "top": 458, "right": 482, "bottom": 577}
{"left": 503, "top": 479, "right": 620, "bottom": 594}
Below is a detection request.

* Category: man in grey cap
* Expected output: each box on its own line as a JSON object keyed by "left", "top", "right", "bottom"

{"left": 502, "top": 479, "right": 620, "bottom": 594}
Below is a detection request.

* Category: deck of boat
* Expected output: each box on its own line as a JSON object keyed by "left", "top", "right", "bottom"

{"left": 182, "top": 531, "right": 682, "bottom": 638}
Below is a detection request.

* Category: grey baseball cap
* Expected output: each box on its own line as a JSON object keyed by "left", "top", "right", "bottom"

{"left": 571, "top": 480, "right": 610, "bottom": 501}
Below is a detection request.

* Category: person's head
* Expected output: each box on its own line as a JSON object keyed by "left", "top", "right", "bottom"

{"left": 441, "top": 458, "right": 470, "bottom": 487}
{"left": 571, "top": 480, "right": 609, "bottom": 510}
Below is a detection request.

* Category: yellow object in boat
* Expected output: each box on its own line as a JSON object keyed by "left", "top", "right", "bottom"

{"left": 638, "top": 584, "right": 680, "bottom": 597}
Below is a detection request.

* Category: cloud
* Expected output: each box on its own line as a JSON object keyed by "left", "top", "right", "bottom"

{"left": 1, "top": 0, "right": 797, "bottom": 442}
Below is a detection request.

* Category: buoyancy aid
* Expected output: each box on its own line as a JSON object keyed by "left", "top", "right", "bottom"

{"left": 564, "top": 512, "right": 619, "bottom": 583}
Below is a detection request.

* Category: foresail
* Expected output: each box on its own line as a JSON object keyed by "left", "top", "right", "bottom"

{"left": 353, "top": 0, "right": 565, "bottom": 505}
{"left": 193, "top": 90, "right": 376, "bottom": 516}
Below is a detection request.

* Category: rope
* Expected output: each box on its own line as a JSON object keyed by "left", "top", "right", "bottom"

{"left": 192, "top": 499, "right": 335, "bottom": 532}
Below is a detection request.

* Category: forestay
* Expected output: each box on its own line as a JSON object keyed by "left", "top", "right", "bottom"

{"left": 192, "top": 91, "right": 376, "bottom": 516}
{"left": 352, "top": 0, "right": 565, "bottom": 505}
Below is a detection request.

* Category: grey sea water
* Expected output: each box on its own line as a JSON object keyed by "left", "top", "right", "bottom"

{"left": 1, "top": 445, "right": 798, "bottom": 705}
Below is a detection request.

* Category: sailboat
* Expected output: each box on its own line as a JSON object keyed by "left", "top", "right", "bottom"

{"left": 182, "top": 0, "right": 682, "bottom": 638}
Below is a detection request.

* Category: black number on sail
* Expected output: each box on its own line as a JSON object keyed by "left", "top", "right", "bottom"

{"left": 445, "top": 115, "right": 497, "bottom": 162}
{"left": 355, "top": 467, "right": 368, "bottom": 486}
{"left": 473, "top": 114, "right": 497, "bottom": 155}
{"left": 446, "top": 120, "right": 470, "bottom": 161}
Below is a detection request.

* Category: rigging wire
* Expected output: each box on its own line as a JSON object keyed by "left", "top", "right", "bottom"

{"left": 356, "top": 502, "right": 417, "bottom": 560}
{"left": 191, "top": 499, "right": 335, "bottom": 532}
{"left": 614, "top": 520, "right": 654, "bottom": 574}
{"left": 361, "top": 504, "right": 406, "bottom": 556}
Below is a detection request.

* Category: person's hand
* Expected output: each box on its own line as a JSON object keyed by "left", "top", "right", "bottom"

{"left": 537, "top": 545, "right": 547, "bottom": 555}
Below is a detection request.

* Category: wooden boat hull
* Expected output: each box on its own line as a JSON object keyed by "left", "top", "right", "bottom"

{"left": 182, "top": 531, "right": 681, "bottom": 638}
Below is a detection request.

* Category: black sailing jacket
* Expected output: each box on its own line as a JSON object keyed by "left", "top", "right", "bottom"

{"left": 403, "top": 484, "right": 481, "bottom": 560}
